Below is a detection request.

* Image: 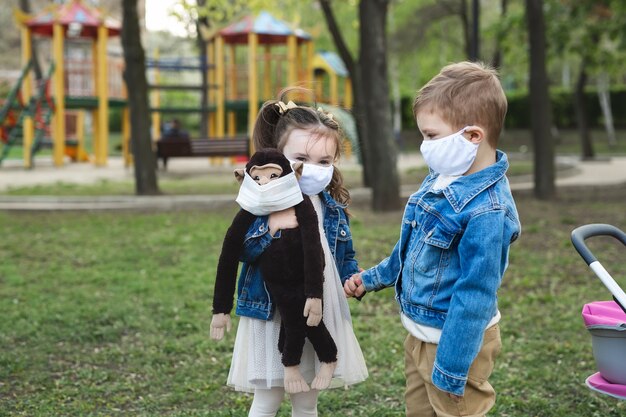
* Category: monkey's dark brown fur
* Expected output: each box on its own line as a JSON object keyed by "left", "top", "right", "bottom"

{"left": 212, "top": 149, "right": 337, "bottom": 367}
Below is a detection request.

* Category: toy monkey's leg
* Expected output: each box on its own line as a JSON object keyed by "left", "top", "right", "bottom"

{"left": 305, "top": 320, "right": 337, "bottom": 363}
{"left": 278, "top": 323, "right": 285, "bottom": 354}
{"left": 277, "top": 302, "right": 308, "bottom": 367}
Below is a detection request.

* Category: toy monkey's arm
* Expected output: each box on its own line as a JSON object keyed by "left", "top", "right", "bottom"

{"left": 212, "top": 209, "right": 257, "bottom": 314}
{"left": 295, "top": 196, "right": 325, "bottom": 299}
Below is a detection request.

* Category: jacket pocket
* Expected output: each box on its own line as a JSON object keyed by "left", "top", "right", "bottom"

{"left": 416, "top": 226, "right": 456, "bottom": 276}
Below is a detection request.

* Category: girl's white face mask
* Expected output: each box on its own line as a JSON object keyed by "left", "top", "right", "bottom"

{"left": 235, "top": 171, "right": 303, "bottom": 216}
{"left": 419, "top": 127, "right": 478, "bottom": 176}
{"left": 295, "top": 162, "right": 334, "bottom": 196}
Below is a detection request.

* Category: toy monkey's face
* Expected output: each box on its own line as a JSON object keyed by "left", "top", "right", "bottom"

{"left": 249, "top": 163, "right": 283, "bottom": 185}
{"left": 234, "top": 160, "right": 303, "bottom": 185}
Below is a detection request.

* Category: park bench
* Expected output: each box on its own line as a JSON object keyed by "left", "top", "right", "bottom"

{"left": 156, "top": 136, "right": 250, "bottom": 169}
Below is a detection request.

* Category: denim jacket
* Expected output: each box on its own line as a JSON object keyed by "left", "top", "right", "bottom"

{"left": 235, "top": 190, "right": 359, "bottom": 320}
{"left": 361, "top": 151, "right": 520, "bottom": 396}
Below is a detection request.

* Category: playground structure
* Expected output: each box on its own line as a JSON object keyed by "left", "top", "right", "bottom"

{"left": 151, "top": 11, "right": 354, "bottom": 157}
{"left": 312, "top": 50, "right": 352, "bottom": 109}
{"left": 1, "top": 0, "right": 126, "bottom": 168}
{"left": 1, "top": 3, "right": 356, "bottom": 169}
{"left": 149, "top": 11, "right": 316, "bottom": 149}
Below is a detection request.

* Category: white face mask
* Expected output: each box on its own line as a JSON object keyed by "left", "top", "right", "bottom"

{"left": 420, "top": 127, "right": 478, "bottom": 176}
{"left": 295, "top": 162, "right": 334, "bottom": 196}
{"left": 235, "top": 171, "right": 303, "bottom": 216}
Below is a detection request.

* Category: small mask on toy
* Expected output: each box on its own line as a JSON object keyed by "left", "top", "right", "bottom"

{"left": 235, "top": 161, "right": 304, "bottom": 216}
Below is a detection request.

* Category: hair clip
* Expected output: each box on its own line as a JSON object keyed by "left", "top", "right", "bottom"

{"left": 317, "top": 106, "right": 334, "bottom": 121}
{"left": 275, "top": 100, "right": 298, "bottom": 114}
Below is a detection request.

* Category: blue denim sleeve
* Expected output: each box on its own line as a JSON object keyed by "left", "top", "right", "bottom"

{"left": 432, "top": 210, "right": 507, "bottom": 396}
{"left": 240, "top": 215, "right": 274, "bottom": 263}
{"left": 360, "top": 239, "right": 402, "bottom": 292}
{"left": 339, "top": 217, "right": 359, "bottom": 284}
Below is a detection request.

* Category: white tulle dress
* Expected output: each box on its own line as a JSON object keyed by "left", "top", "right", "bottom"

{"left": 227, "top": 194, "right": 368, "bottom": 393}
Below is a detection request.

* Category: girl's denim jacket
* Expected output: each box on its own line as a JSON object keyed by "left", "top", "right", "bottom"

{"left": 235, "top": 191, "right": 359, "bottom": 320}
{"left": 361, "top": 151, "right": 520, "bottom": 396}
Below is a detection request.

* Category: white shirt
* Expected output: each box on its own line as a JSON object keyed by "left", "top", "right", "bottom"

{"left": 401, "top": 311, "right": 501, "bottom": 344}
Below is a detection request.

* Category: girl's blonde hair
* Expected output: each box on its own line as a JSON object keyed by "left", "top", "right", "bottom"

{"left": 252, "top": 87, "right": 350, "bottom": 206}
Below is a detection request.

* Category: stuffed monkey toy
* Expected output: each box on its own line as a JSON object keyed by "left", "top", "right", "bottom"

{"left": 211, "top": 149, "right": 337, "bottom": 394}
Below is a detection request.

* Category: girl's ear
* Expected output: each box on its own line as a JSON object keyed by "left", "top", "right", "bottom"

{"left": 465, "top": 125, "right": 485, "bottom": 144}
{"left": 291, "top": 161, "right": 303, "bottom": 179}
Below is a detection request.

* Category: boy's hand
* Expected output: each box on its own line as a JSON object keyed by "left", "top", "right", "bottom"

{"left": 210, "top": 313, "right": 231, "bottom": 340}
{"left": 303, "top": 298, "right": 322, "bottom": 326}
{"left": 344, "top": 273, "right": 366, "bottom": 298}
{"left": 447, "top": 393, "right": 463, "bottom": 402}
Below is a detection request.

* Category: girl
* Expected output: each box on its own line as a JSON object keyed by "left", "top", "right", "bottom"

{"left": 210, "top": 89, "right": 368, "bottom": 416}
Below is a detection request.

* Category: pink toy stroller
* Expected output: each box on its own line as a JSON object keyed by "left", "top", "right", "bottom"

{"left": 571, "top": 224, "right": 626, "bottom": 400}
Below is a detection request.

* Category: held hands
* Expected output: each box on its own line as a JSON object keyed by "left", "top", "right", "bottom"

{"left": 303, "top": 298, "right": 322, "bottom": 326}
{"left": 210, "top": 313, "right": 232, "bottom": 340}
{"left": 344, "top": 273, "right": 366, "bottom": 298}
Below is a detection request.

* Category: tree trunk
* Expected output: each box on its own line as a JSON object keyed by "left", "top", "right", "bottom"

{"left": 491, "top": 0, "right": 507, "bottom": 68}
{"left": 574, "top": 64, "right": 594, "bottom": 160}
{"left": 470, "top": 0, "right": 480, "bottom": 61}
{"left": 459, "top": 0, "right": 472, "bottom": 60}
{"left": 18, "top": 0, "right": 42, "bottom": 80}
{"left": 121, "top": 0, "right": 160, "bottom": 195}
{"left": 196, "top": 0, "right": 209, "bottom": 137}
{"left": 525, "top": 0, "right": 555, "bottom": 199}
{"left": 359, "top": 0, "right": 400, "bottom": 211}
{"left": 597, "top": 72, "right": 617, "bottom": 147}
{"left": 319, "top": 0, "right": 400, "bottom": 211}
{"left": 318, "top": 0, "right": 371, "bottom": 187}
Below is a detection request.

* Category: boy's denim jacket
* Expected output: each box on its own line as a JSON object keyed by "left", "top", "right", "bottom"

{"left": 235, "top": 190, "right": 359, "bottom": 320}
{"left": 361, "top": 151, "right": 520, "bottom": 396}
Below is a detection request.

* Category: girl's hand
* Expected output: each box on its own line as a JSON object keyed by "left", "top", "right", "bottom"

{"left": 344, "top": 273, "right": 366, "bottom": 298}
{"left": 303, "top": 298, "right": 322, "bottom": 326}
{"left": 210, "top": 313, "right": 232, "bottom": 340}
{"left": 268, "top": 208, "right": 298, "bottom": 236}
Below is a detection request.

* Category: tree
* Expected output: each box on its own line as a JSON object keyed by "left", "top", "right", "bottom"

{"left": 320, "top": 0, "right": 401, "bottom": 212}
{"left": 196, "top": 0, "right": 209, "bottom": 137}
{"left": 392, "top": 0, "right": 475, "bottom": 62}
{"left": 525, "top": 0, "right": 555, "bottom": 199}
{"left": 548, "top": 1, "right": 626, "bottom": 159}
{"left": 18, "top": 0, "right": 42, "bottom": 80}
{"left": 121, "top": 0, "right": 160, "bottom": 195}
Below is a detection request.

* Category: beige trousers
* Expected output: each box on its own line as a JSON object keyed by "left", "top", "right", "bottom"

{"left": 404, "top": 324, "right": 501, "bottom": 417}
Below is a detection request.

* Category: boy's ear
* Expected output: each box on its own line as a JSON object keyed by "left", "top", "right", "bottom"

{"left": 234, "top": 169, "right": 245, "bottom": 184}
{"left": 291, "top": 161, "right": 303, "bottom": 179}
{"left": 465, "top": 125, "right": 485, "bottom": 144}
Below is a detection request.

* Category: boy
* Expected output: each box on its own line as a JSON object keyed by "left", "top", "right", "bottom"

{"left": 345, "top": 61, "right": 520, "bottom": 416}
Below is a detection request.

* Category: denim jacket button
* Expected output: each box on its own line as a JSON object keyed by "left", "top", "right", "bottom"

{"left": 427, "top": 230, "right": 434, "bottom": 237}
{"left": 259, "top": 225, "right": 265, "bottom": 232}
{"left": 411, "top": 220, "right": 417, "bottom": 228}
{"left": 340, "top": 230, "right": 347, "bottom": 237}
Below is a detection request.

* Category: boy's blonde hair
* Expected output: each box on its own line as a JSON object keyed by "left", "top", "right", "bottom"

{"left": 413, "top": 61, "right": 507, "bottom": 147}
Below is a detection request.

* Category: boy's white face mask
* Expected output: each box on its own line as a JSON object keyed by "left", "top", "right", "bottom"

{"left": 235, "top": 171, "right": 303, "bottom": 216}
{"left": 295, "top": 162, "right": 334, "bottom": 196}
{"left": 420, "top": 127, "right": 478, "bottom": 176}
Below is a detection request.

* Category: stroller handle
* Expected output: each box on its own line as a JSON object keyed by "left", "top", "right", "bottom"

{"left": 571, "top": 224, "right": 626, "bottom": 266}
{"left": 572, "top": 223, "right": 626, "bottom": 313}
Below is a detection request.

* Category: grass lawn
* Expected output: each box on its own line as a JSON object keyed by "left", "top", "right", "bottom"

{"left": 2, "top": 185, "right": 626, "bottom": 416}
